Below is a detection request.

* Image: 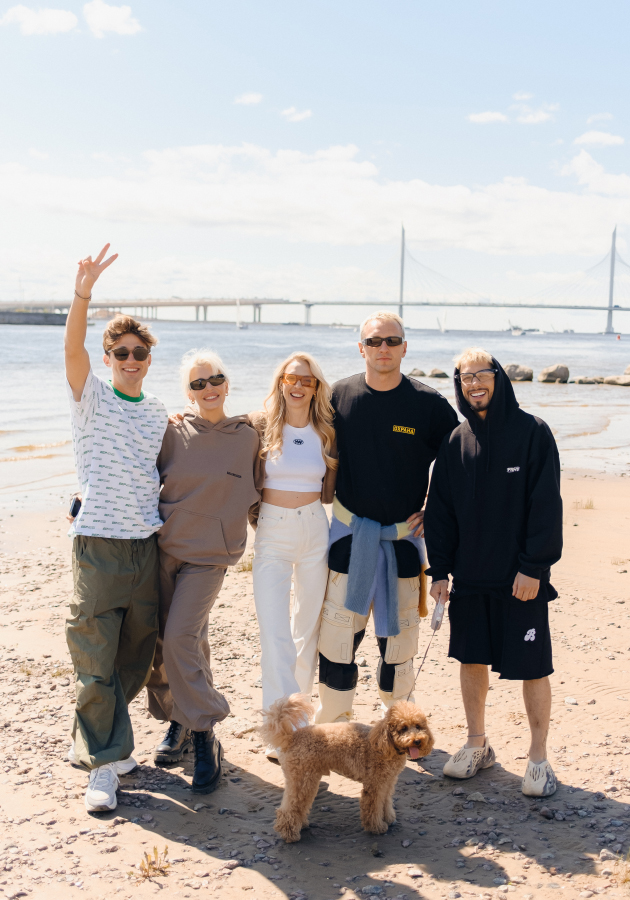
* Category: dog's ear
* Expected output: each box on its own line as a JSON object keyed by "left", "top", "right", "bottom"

{"left": 369, "top": 716, "right": 391, "bottom": 755}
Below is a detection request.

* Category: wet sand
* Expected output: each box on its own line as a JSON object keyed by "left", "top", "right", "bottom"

{"left": 0, "top": 470, "right": 629, "bottom": 900}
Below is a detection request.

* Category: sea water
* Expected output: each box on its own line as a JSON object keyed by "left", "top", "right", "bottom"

{"left": 1, "top": 322, "right": 628, "bottom": 511}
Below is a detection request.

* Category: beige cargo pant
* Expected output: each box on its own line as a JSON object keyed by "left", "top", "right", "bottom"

{"left": 315, "top": 568, "right": 427, "bottom": 723}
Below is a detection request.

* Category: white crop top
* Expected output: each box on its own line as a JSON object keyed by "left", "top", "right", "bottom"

{"left": 264, "top": 423, "right": 327, "bottom": 493}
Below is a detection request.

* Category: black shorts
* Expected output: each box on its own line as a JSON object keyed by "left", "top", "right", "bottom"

{"left": 448, "top": 592, "right": 553, "bottom": 681}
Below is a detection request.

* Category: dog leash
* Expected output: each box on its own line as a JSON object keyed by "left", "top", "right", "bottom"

{"left": 406, "top": 598, "right": 445, "bottom": 701}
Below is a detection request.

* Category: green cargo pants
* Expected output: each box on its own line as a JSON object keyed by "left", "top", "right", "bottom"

{"left": 66, "top": 534, "right": 159, "bottom": 770}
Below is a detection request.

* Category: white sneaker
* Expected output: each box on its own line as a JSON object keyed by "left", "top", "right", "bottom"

{"left": 85, "top": 763, "right": 119, "bottom": 812}
{"left": 443, "top": 737, "right": 496, "bottom": 779}
{"left": 265, "top": 745, "right": 280, "bottom": 765}
{"left": 69, "top": 742, "right": 138, "bottom": 775}
{"left": 521, "top": 759, "right": 557, "bottom": 797}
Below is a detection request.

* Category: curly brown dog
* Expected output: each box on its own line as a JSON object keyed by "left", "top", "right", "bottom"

{"left": 259, "top": 693, "right": 434, "bottom": 843}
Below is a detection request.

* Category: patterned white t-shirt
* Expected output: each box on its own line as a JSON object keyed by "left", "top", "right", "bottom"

{"left": 67, "top": 370, "right": 168, "bottom": 539}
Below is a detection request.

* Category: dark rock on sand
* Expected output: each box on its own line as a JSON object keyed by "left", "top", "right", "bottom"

{"left": 409, "top": 368, "right": 426, "bottom": 377}
{"left": 428, "top": 368, "right": 448, "bottom": 378}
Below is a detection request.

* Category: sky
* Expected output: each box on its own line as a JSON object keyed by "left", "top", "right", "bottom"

{"left": 1, "top": 0, "right": 630, "bottom": 332}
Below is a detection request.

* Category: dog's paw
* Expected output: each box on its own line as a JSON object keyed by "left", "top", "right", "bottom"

{"left": 275, "top": 812, "right": 302, "bottom": 843}
{"left": 363, "top": 818, "right": 389, "bottom": 835}
{"left": 384, "top": 811, "right": 397, "bottom": 825}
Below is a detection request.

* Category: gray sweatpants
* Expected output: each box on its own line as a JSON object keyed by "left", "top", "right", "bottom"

{"left": 146, "top": 551, "right": 230, "bottom": 732}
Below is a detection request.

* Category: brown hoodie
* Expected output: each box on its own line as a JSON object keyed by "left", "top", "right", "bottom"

{"left": 157, "top": 408, "right": 263, "bottom": 566}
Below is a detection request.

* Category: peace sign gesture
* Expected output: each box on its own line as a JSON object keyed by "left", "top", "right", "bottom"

{"left": 75, "top": 243, "right": 118, "bottom": 299}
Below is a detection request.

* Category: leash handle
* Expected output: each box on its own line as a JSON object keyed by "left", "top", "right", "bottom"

{"left": 431, "top": 599, "right": 445, "bottom": 631}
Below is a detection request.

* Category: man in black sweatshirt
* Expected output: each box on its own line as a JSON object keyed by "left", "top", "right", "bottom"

{"left": 424, "top": 347, "right": 562, "bottom": 798}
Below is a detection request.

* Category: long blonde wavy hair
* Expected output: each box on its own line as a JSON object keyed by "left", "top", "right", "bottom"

{"left": 260, "top": 352, "right": 337, "bottom": 470}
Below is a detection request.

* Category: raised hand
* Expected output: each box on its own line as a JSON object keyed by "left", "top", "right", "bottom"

{"left": 75, "top": 243, "right": 118, "bottom": 299}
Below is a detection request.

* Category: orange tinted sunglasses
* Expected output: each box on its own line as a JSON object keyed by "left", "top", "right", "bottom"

{"left": 280, "top": 373, "right": 319, "bottom": 389}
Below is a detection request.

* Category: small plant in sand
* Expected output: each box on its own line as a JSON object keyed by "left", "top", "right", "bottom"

{"left": 611, "top": 557, "right": 627, "bottom": 566}
{"left": 236, "top": 554, "right": 253, "bottom": 573}
{"left": 614, "top": 849, "right": 629, "bottom": 885}
{"left": 572, "top": 498, "right": 594, "bottom": 510}
{"left": 129, "top": 845, "right": 170, "bottom": 881}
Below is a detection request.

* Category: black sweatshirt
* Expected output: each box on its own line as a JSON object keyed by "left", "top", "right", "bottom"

{"left": 424, "top": 357, "right": 563, "bottom": 597}
{"left": 329, "top": 373, "right": 458, "bottom": 576}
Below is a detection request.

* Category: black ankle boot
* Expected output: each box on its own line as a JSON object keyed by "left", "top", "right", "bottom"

{"left": 191, "top": 730, "right": 222, "bottom": 794}
{"left": 154, "top": 721, "right": 193, "bottom": 765}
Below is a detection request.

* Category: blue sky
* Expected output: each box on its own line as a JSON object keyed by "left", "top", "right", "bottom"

{"left": 1, "top": 0, "right": 630, "bottom": 331}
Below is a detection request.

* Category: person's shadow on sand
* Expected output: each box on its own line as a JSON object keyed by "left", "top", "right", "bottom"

{"left": 86, "top": 742, "right": 629, "bottom": 897}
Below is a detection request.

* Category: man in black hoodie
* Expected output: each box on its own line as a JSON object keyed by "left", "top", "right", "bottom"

{"left": 424, "top": 347, "right": 562, "bottom": 798}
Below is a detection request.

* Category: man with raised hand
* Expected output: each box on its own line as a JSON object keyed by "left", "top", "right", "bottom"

{"left": 64, "top": 244, "right": 168, "bottom": 812}
{"left": 424, "top": 347, "right": 563, "bottom": 798}
{"left": 315, "top": 310, "right": 458, "bottom": 724}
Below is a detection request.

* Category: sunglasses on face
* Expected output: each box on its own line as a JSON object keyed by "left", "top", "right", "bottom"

{"left": 189, "top": 374, "right": 227, "bottom": 391}
{"left": 280, "top": 373, "right": 319, "bottom": 389}
{"left": 362, "top": 336, "right": 404, "bottom": 348}
{"left": 108, "top": 346, "right": 150, "bottom": 361}
{"left": 456, "top": 368, "right": 497, "bottom": 385}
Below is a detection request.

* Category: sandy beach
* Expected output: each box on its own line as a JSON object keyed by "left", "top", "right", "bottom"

{"left": 0, "top": 469, "right": 629, "bottom": 900}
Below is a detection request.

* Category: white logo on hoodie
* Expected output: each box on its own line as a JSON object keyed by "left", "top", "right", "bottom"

{"left": 507, "top": 466, "right": 521, "bottom": 473}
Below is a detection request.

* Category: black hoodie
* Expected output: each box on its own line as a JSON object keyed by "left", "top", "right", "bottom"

{"left": 424, "top": 357, "right": 563, "bottom": 597}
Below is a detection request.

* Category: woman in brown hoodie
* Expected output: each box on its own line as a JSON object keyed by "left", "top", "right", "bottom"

{"left": 146, "top": 349, "right": 263, "bottom": 793}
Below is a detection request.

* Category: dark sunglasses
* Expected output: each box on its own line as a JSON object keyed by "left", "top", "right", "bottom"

{"left": 189, "top": 374, "right": 227, "bottom": 391}
{"left": 108, "top": 346, "right": 150, "bottom": 361}
{"left": 280, "top": 373, "right": 319, "bottom": 389}
{"left": 456, "top": 368, "right": 497, "bottom": 386}
{"left": 362, "top": 336, "right": 404, "bottom": 348}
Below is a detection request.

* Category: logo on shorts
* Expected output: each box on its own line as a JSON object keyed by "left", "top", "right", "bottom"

{"left": 393, "top": 425, "right": 415, "bottom": 435}
{"left": 293, "top": 439, "right": 304, "bottom": 445}
{"left": 507, "top": 466, "right": 521, "bottom": 473}
{"left": 524, "top": 628, "right": 536, "bottom": 641}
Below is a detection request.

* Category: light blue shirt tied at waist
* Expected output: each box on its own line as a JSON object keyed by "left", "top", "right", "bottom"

{"left": 329, "top": 496, "right": 426, "bottom": 639}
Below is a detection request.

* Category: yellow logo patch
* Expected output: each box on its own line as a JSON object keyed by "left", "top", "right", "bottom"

{"left": 393, "top": 425, "right": 415, "bottom": 435}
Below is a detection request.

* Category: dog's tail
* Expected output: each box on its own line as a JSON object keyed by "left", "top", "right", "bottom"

{"left": 259, "top": 693, "right": 314, "bottom": 753}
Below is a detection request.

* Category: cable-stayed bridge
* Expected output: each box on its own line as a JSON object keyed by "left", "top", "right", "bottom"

{"left": 2, "top": 229, "right": 629, "bottom": 331}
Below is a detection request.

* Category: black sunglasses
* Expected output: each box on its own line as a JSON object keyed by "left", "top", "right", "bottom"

{"left": 108, "top": 346, "right": 150, "bottom": 361}
{"left": 189, "top": 374, "right": 227, "bottom": 391}
{"left": 362, "top": 336, "right": 404, "bottom": 348}
{"left": 456, "top": 368, "right": 497, "bottom": 385}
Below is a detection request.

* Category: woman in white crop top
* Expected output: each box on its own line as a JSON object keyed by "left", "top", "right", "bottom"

{"left": 250, "top": 352, "right": 337, "bottom": 760}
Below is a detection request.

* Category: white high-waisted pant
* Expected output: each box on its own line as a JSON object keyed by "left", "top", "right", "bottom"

{"left": 252, "top": 500, "right": 330, "bottom": 711}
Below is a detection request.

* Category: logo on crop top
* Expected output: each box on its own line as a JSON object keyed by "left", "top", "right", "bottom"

{"left": 227, "top": 471, "right": 241, "bottom": 478}
{"left": 393, "top": 425, "right": 415, "bottom": 435}
{"left": 293, "top": 439, "right": 304, "bottom": 445}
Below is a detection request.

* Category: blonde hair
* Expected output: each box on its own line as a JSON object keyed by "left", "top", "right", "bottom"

{"left": 102, "top": 314, "right": 158, "bottom": 352}
{"left": 453, "top": 347, "right": 494, "bottom": 371}
{"left": 261, "top": 352, "right": 337, "bottom": 470}
{"left": 180, "top": 348, "right": 230, "bottom": 399}
{"left": 360, "top": 310, "right": 405, "bottom": 340}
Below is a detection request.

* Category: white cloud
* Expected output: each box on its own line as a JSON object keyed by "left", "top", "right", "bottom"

{"left": 83, "top": 0, "right": 141, "bottom": 38}
{"left": 512, "top": 91, "right": 533, "bottom": 101}
{"left": 513, "top": 102, "right": 559, "bottom": 124}
{"left": 574, "top": 130, "right": 624, "bottom": 147}
{"left": 0, "top": 5, "right": 77, "bottom": 34}
{"left": 587, "top": 112, "right": 613, "bottom": 125}
{"left": 234, "top": 92, "right": 263, "bottom": 105}
{"left": 3, "top": 143, "right": 630, "bottom": 256}
{"left": 28, "top": 148, "right": 49, "bottom": 160}
{"left": 467, "top": 111, "right": 508, "bottom": 124}
{"left": 281, "top": 107, "right": 312, "bottom": 122}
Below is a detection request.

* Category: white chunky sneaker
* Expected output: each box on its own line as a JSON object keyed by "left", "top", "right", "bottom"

{"left": 265, "top": 745, "right": 280, "bottom": 765}
{"left": 443, "top": 737, "right": 496, "bottom": 779}
{"left": 521, "top": 759, "right": 557, "bottom": 797}
{"left": 85, "top": 762, "right": 119, "bottom": 812}
{"left": 69, "top": 742, "right": 138, "bottom": 775}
